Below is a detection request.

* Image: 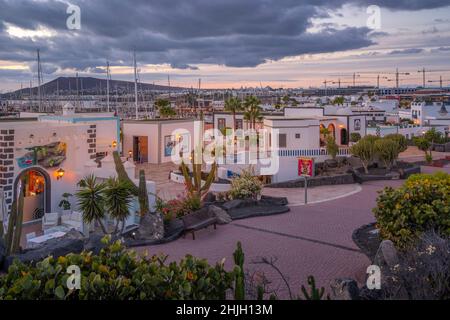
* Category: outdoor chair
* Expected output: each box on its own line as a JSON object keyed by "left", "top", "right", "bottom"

{"left": 25, "top": 232, "right": 36, "bottom": 242}
{"left": 42, "top": 212, "right": 59, "bottom": 231}
{"left": 61, "top": 211, "right": 85, "bottom": 234}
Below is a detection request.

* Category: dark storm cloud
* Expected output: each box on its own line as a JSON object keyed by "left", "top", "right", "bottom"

{"left": 0, "top": 0, "right": 449, "bottom": 75}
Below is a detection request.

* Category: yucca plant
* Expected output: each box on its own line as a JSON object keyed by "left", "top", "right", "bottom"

{"left": 76, "top": 174, "right": 107, "bottom": 234}
{"left": 104, "top": 177, "right": 133, "bottom": 234}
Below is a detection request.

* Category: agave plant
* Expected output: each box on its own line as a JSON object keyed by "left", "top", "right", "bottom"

{"left": 75, "top": 174, "right": 107, "bottom": 234}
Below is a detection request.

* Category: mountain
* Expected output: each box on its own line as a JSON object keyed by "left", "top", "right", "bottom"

{"left": 2, "top": 76, "right": 185, "bottom": 98}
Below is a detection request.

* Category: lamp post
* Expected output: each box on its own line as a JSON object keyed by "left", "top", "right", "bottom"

{"left": 301, "top": 175, "right": 308, "bottom": 204}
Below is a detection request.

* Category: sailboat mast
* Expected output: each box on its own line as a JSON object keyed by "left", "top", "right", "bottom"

{"left": 37, "top": 49, "right": 42, "bottom": 112}
{"left": 134, "top": 51, "right": 138, "bottom": 119}
{"left": 106, "top": 61, "right": 110, "bottom": 112}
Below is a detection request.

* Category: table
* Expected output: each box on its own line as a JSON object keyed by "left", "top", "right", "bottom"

{"left": 27, "top": 231, "right": 67, "bottom": 249}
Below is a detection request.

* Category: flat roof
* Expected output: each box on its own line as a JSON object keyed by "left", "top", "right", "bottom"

{"left": 264, "top": 115, "right": 336, "bottom": 121}
{"left": 123, "top": 118, "right": 196, "bottom": 124}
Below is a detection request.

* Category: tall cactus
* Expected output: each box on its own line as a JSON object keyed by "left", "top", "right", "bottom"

{"left": 233, "top": 241, "right": 246, "bottom": 300}
{"left": 300, "top": 276, "right": 326, "bottom": 300}
{"left": 180, "top": 155, "right": 217, "bottom": 200}
{"left": 112, "top": 151, "right": 149, "bottom": 215}
{"left": 4, "top": 177, "right": 25, "bottom": 255}
{"left": 137, "top": 170, "right": 149, "bottom": 216}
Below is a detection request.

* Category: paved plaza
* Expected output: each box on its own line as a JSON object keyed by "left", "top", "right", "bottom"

{"left": 134, "top": 157, "right": 449, "bottom": 298}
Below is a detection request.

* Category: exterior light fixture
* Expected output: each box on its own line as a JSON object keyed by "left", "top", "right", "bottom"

{"left": 112, "top": 140, "right": 117, "bottom": 148}
{"left": 128, "top": 150, "right": 132, "bottom": 158}
{"left": 56, "top": 168, "right": 65, "bottom": 180}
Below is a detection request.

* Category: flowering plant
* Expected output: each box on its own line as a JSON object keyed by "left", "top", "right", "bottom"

{"left": 229, "top": 168, "right": 263, "bottom": 200}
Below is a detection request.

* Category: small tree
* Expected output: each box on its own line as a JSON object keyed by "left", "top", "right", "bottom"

{"left": 325, "top": 136, "right": 338, "bottom": 160}
{"left": 350, "top": 135, "right": 379, "bottom": 174}
{"left": 375, "top": 138, "right": 400, "bottom": 170}
{"left": 414, "top": 137, "right": 432, "bottom": 163}
{"left": 384, "top": 133, "right": 408, "bottom": 153}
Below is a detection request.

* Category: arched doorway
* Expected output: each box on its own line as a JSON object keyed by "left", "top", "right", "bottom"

{"left": 340, "top": 128, "right": 348, "bottom": 145}
{"left": 327, "top": 124, "right": 336, "bottom": 140}
{"left": 320, "top": 124, "right": 326, "bottom": 147}
{"left": 13, "top": 167, "right": 51, "bottom": 224}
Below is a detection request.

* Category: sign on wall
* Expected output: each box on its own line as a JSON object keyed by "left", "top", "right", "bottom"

{"left": 298, "top": 157, "right": 314, "bottom": 177}
{"left": 17, "top": 142, "right": 67, "bottom": 169}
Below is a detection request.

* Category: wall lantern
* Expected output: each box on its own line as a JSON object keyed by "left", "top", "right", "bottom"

{"left": 112, "top": 140, "right": 118, "bottom": 148}
{"left": 128, "top": 150, "right": 132, "bottom": 158}
{"left": 56, "top": 168, "right": 65, "bottom": 180}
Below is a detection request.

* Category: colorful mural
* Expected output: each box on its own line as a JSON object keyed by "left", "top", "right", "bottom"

{"left": 164, "top": 134, "right": 189, "bottom": 157}
{"left": 17, "top": 142, "right": 67, "bottom": 169}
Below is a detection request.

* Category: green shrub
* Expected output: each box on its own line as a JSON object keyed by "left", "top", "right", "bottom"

{"left": 0, "top": 237, "right": 233, "bottom": 300}
{"left": 350, "top": 132, "right": 361, "bottom": 143}
{"left": 384, "top": 133, "right": 407, "bottom": 153}
{"left": 155, "top": 194, "right": 201, "bottom": 221}
{"left": 229, "top": 168, "right": 263, "bottom": 200}
{"left": 373, "top": 172, "right": 450, "bottom": 248}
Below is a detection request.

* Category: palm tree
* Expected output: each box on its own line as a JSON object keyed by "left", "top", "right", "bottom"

{"left": 76, "top": 174, "right": 107, "bottom": 234}
{"left": 243, "top": 96, "right": 262, "bottom": 129}
{"left": 104, "top": 177, "right": 133, "bottom": 234}
{"left": 224, "top": 97, "right": 242, "bottom": 132}
{"left": 154, "top": 99, "right": 176, "bottom": 118}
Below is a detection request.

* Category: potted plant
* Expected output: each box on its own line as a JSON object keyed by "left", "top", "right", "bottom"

{"left": 58, "top": 192, "right": 73, "bottom": 215}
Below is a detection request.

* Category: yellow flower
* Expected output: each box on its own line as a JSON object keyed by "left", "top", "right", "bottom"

{"left": 98, "top": 265, "right": 109, "bottom": 274}
{"left": 57, "top": 256, "right": 67, "bottom": 265}
{"left": 186, "top": 271, "right": 195, "bottom": 281}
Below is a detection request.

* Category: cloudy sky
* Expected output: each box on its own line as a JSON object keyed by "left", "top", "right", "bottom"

{"left": 0, "top": 0, "right": 450, "bottom": 91}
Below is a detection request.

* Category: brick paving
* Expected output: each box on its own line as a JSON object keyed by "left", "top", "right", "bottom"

{"left": 133, "top": 156, "right": 449, "bottom": 298}
{"left": 135, "top": 180, "right": 403, "bottom": 298}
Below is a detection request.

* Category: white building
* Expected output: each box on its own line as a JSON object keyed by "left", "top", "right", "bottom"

{"left": 1, "top": 108, "right": 158, "bottom": 243}
{"left": 0, "top": 110, "right": 117, "bottom": 230}
{"left": 410, "top": 101, "right": 450, "bottom": 127}
{"left": 122, "top": 118, "right": 197, "bottom": 164}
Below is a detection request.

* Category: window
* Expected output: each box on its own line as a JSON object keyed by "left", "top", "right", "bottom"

{"left": 295, "top": 133, "right": 301, "bottom": 139}
{"left": 235, "top": 119, "right": 243, "bottom": 130}
{"left": 218, "top": 118, "right": 226, "bottom": 130}
{"left": 278, "top": 134, "right": 287, "bottom": 148}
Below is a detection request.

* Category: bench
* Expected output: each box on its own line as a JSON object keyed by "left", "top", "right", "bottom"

{"left": 181, "top": 208, "right": 218, "bottom": 240}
